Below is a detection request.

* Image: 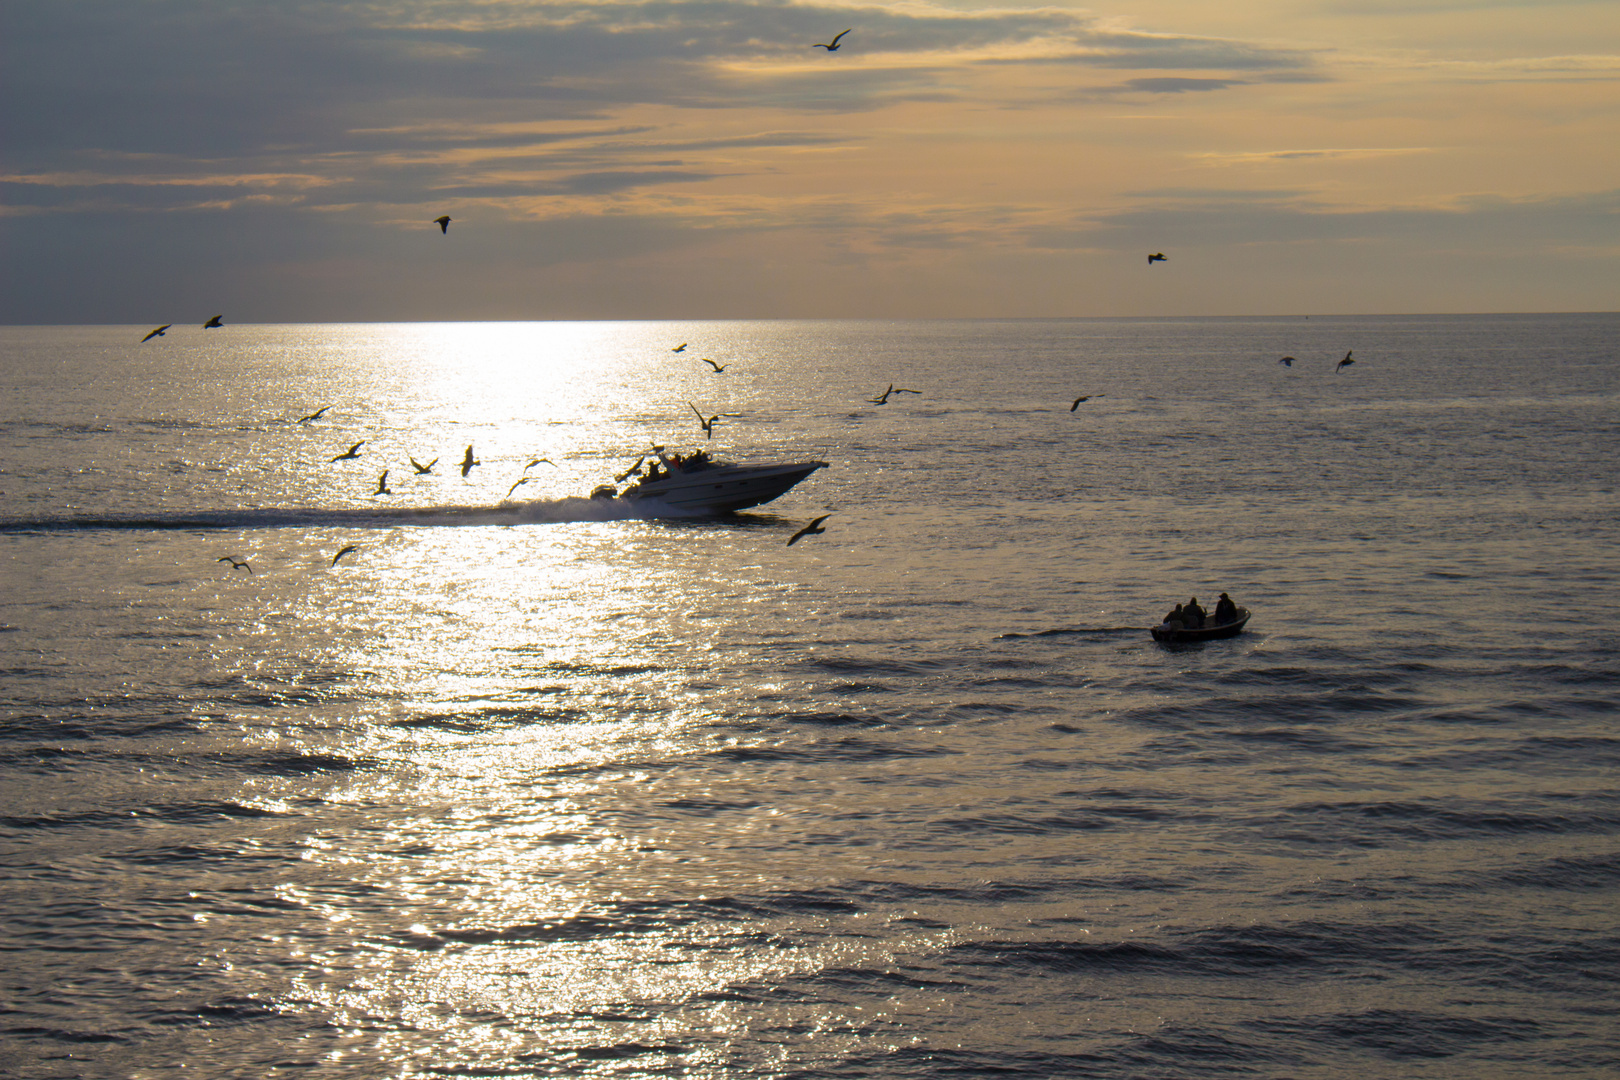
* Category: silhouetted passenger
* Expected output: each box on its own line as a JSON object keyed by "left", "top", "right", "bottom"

{"left": 1164, "top": 603, "right": 1185, "bottom": 629}
{"left": 1182, "top": 597, "right": 1206, "bottom": 629}
{"left": 1214, "top": 593, "right": 1239, "bottom": 625}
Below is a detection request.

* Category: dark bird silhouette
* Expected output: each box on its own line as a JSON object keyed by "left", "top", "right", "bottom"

{"left": 506, "top": 477, "right": 534, "bottom": 498}
{"left": 434, "top": 215, "right": 451, "bottom": 233}
{"left": 701, "top": 358, "right": 727, "bottom": 372}
{"left": 460, "top": 445, "right": 479, "bottom": 477}
{"left": 1278, "top": 357, "right": 1294, "bottom": 367}
{"left": 869, "top": 385, "right": 919, "bottom": 405}
{"left": 690, "top": 403, "right": 719, "bottom": 439}
{"left": 787, "top": 514, "right": 831, "bottom": 546}
{"left": 813, "top": 29, "right": 851, "bottom": 50}
{"left": 1070, "top": 394, "right": 1103, "bottom": 410}
{"left": 331, "top": 545, "right": 358, "bottom": 566}
{"left": 298, "top": 405, "right": 332, "bottom": 423}
{"left": 410, "top": 455, "right": 437, "bottom": 474}
{"left": 1335, "top": 350, "right": 1355, "bottom": 373}
{"left": 672, "top": 343, "right": 687, "bottom": 352}
{"left": 615, "top": 456, "right": 646, "bottom": 483}
{"left": 202, "top": 315, "right": 223, "bottom": 329}
{"left": 1148, "top": 253, "right": 1166, "bottom": 264}
{"left": 330, "top": 441, "right": 364, "bottom": 461}
{"left": 140, "top": 325, "right": 171, "bottom": 343}
{"left": 217, "top": 556, "right": 253, "bottom": 574}
{"left": 525, "top": 457, "right": 557, "bottom": 470}
{"left": 373, "top": 470, "right": 391, "bottom": 495}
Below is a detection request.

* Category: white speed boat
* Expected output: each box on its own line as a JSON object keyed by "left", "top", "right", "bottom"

{"left": 597, "top": 449, "right": 827, "bottom": 514}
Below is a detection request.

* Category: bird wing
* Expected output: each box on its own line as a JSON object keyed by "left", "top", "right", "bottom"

{"left": 832, "top": 29, "right": 850, "bottom": 46}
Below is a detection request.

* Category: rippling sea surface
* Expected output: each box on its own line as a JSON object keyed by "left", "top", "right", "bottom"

{"left": 1, "top": 316, "right": 1617, "bottom": 1079}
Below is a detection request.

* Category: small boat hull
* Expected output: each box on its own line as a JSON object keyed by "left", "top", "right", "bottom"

{"left": 622, "top": 461, "right": 827, "bottom": 514}
{"left": 1151, "top": 608, "right": 1250, "bottom": 643}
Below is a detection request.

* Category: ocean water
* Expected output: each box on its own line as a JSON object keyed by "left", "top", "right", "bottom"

{"left": 1, "top": 315, "right": 1617, "bottom": 1079}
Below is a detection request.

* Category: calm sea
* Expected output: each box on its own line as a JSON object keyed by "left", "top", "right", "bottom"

{"left": 1, "top": 316, "right": 1617, "bottom": 1078}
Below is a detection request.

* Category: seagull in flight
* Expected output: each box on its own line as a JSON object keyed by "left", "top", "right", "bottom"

{"left": 615, "top": 456, "right": 646, "bottom": 483}
{"left": 203, "top": 315, "right": 223, "bottom": 329}
{"left": 869, "top": 385, "right": 920, "bottom": 405}
{"left": 690, "top": 403, "right": 719, "bottom": 439}
{"left": 1278, "top": 357, "right": 1294, "bottom": 367}
{"left": 460, "top": 445, "right": 479, "bottom": 477}
{"left": 330, "top": 441, "right": 364, "bottom": 461}
{"left": 373, "top": 470, "right": 391, "bottom": 495}
{"left": 1070, "top": 394, "right": 1103, "bottom": 411}
{"left": 813, "top": 29, "right": 851, "bottom": 50}
{"left": 787, "top": 514, "right": 831, "bottom": 546}
{"left": 525, "top": 457, "right": 557, "bottom": 470}
{"left": 331, "top": 545, "right": 359, "bottom": 566}
{"left": 1148, "top": 253, "right": 1167, "bottom": 264}
{"left": 506, "top": 476, "right": 535, "bottom": 498}
{"left": 1335, "top": 350, "right": 1355, "bottom": 373}
{"left": 701, "top": 358, "right": 727, "bottom": 373}
{"left": 672, "top": 343, "right": 687, "bottom": 352}
{"left": 141, "top": 325, "right": 171, "bottom": 343}
{"left": 434, "top": 215, "right": 451, "bottom": 233}
{"left": 217, "top": 556, "right": 253, "bottom": 574}
{"left": 298, "top": 405, "right": 332, "bottom": 423}
{"left": 409, "top": 455, "right": 437, "bottom": 474}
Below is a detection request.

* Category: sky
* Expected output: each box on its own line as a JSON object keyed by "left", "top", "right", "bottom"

{"left": 2, "top": 0, "right": 1616, "bottom": 321}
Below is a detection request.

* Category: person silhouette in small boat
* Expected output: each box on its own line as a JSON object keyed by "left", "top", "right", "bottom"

{"left": 1213, "top": 593, "right": 1239, "bottom": 625}
{"left": 1163, "top": 603, "right": 1185, "bottom": 631}
{"left": 1181, "top": 597, "right": 1206, "bottom": 629}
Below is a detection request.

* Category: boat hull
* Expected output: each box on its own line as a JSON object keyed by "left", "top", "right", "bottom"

{"left": 1151, "top": 608, "right": 1251, "bottom": 643}
{"left": 622, "top": 461, "right": 827, "bottom": 514}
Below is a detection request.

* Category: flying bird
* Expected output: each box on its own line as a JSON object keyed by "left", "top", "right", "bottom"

{"left": 672, "top": 343, "right": 687, "bottom": 352}
{"left": 298, "top": 405, "right": 332, "bottom": 423}
{"left": 787, "top": 514, "right": 831, "bottom": 546}
{"left": 434, "top": 215, "right": 452, "bottom": 233}
{"left": 330, "top": 441, "right": 364, "bottom": 461}
{"left": 331, "top": 545, "right": 359, "bottom": 566}
{"left": 525, "top": 457, "right": 557, "bottom": 470}
{"left": 813, "top": 29, "right": 851, "bottom": 50}
{"left": 615, "top": 456, "right": 646, "bottom": 483}
{"left": 202, "top": 315, "right": 223, "bottom": 329}
{"left": 1278, "top": 357, "right": 1294, "bottom": 367}
{"left": 506, "top": 477, "right": 534, "bottom": 498}
{"left": 689, "top": 403, "right": 719, "bottom": 439}
{"left": 216, "top": 556, "right": 253, "bottom": 574}
{"left": 460, "top": 445, "right": 479, "bottom": 477}
{"left": 1148, "top": 253, "right": 1167, "bottom": 264}
{"left": 1070, "top": 394, "right": 1103, "bottom": 410}
{"left": 141, "top": 325, "right": 171, "bottom": 343}
{"left": 409, "top": 455, "right": 437, "bottom": 474}
{"left": 1335, "top": 350, "right": 1355, "bottom": 373}
{"left": 701, "top": 358, "right": 727, "bottom": 373}
{"left": 373, "top": 470, "right": 391, "bottom": 495}
{"left": 869, "top": 385, "right": 919, "bottom": 405}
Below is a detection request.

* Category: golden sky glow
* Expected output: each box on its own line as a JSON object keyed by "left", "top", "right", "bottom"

{"left": 1, "top": 0, "right": 1615, "bottom": 319}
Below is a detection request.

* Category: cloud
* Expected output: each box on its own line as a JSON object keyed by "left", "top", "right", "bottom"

{"left": 1192, "top": 148, "right": 1437, "bottom": 165}
{"left": 1116, "top": 77, "right": 1249, "bottom": 94}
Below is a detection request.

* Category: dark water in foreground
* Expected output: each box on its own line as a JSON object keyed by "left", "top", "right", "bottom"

{"left": 1, "top": 316, "right": 1617, "bottom": 1078}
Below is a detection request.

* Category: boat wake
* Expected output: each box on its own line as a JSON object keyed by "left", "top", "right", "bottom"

{"left": 997, "top": 626, "right": 1148, "bottom": 639}
{"left": 0, "top": 496, "right": 713, "bottom": 533}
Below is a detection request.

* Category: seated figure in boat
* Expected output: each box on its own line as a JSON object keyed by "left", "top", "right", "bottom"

{"left": 1213, "top": 593, "right": 1239, "bottom": 625}
{"left": 1181, "top": 597, "right": 1206, "bottom": 629}
{"left": 1163, "top": 603, "right": 1185, "bottom": 630}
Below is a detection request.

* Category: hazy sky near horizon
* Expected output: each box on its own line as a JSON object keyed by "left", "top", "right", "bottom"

{"left": 2, "top": 0, "right": 1616, "bottom": 322}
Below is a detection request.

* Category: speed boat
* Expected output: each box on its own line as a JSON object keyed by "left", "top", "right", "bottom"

{"left": 600, "top": 449, "right": 827, "bottom": 514}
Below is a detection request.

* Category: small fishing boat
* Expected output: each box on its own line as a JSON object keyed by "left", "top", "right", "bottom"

{"left": 1151, "top": 607, "right": 1251, "bottom": 643}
